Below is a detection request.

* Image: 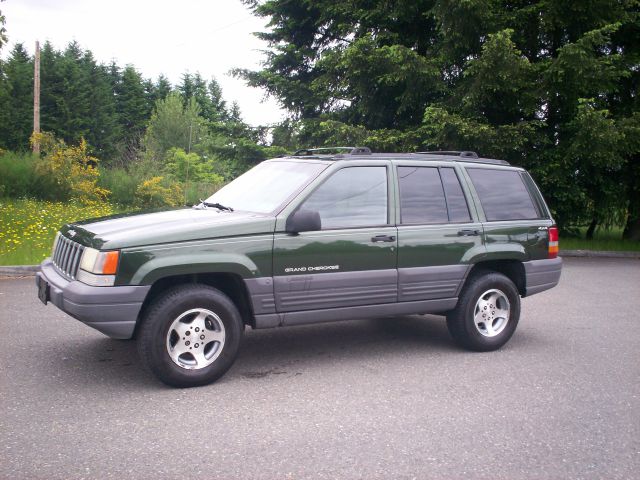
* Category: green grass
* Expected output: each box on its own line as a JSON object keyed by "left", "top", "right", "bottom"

{"left": 560, "top": 227, "right": 640, "bottom": 252}
{"left": 0, "top": 199, "right": 118, "bottom": 266}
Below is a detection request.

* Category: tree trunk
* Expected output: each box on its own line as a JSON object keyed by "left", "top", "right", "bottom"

{"left": 623, "top": 216, "right": 640, "bottom": 241}
{"left": 586, "top": 218, "right": 598, "bottom": 240}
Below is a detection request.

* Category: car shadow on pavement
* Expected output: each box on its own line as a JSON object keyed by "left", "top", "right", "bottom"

{"left": 38, "top": 314, "right": 476, "bottom": 389}
{"left": 227, "top": 314, "right": 457, "bottom": 379}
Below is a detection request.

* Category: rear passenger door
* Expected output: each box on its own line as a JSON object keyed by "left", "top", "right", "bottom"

{"left": 463, "top": 167, "right": 552, "bottom": 261}
{"left": 396, "top": 164, "right": 485, "bottom": 303}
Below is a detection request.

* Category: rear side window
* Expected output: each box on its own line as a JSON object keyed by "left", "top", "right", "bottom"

{"left": 398, "top": 167, "right": 448, "bottom": 224}
{"left": 467, "top": 168, "right": 539, "bottom": 221}
{"left": 440, "top": 168, "right": 471, "bottom": 222}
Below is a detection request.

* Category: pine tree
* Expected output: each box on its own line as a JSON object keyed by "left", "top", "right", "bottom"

{"left": 0, "top": 43, "right": 33, "bottom": 149}
{"left": 155, "top": 74, "right": 172, "bottom": 100}
{"left": 39, "top": 41, "right": 63, "bottom": 139}
{"left": 116, "top": 65, "right": 150, "bottom": 137}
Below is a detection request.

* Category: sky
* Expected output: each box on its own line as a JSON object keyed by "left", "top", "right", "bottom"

{"left": 1, "top": 0, "right": 287, "bottom": 126}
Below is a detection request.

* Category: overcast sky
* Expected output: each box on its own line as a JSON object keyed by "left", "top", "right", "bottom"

{"left": 1, "top": 0, "right": 286, "bottom": 126}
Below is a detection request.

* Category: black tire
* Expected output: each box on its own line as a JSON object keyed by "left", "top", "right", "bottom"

{"left": 137, "top": 284, "right": 243, "bottom": 387}
{"left": 446, "top": 271, "right": 520, "bottom": 352}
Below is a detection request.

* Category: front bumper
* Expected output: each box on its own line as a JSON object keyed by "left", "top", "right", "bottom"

{"left": 36, "top": 259, "right": 150, "bottom": 339}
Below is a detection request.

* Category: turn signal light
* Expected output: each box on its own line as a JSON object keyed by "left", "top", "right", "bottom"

{"left": 548, "top": 226, "right": 559, "bottom": 259}
{"left": 79, "top": 248, "right": 120, "bottom": 275}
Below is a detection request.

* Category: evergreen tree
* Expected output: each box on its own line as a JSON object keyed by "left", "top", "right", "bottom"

{"left": 0, "top": 0, "right": 7, "bottom": 52}
{"left": 155, "top": 74, "right": 172, "bottom": 101}
{"left": 208, "top": 77, "right": 228, "bottom": 120}
{"left": 55, "top": 41, "right": 92, "bottom": 142}
{"left": 178, "top": 72, "right": 195, "bottom": 104}
{"left": 86, "top": 62, "right": 120, "bottom": 159}
{"left": 39, "top": 41, "right": 63, "bottom": 138}
{"left": 0, "top": 43, "right": 33, "bottom": 150}
{"left": 116, "top": 65, "right": 150, "bottom": 137}
{"left": 241, "top": 0, "right": 640, "bottom": 237}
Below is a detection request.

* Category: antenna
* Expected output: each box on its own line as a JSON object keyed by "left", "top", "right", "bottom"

{"left": 184, "top": 123, "right": 193, "bottom": 205}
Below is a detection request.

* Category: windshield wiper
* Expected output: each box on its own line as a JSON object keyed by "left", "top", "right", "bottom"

{"left": 198, "top": 200, "right": 234, "bottom": 212}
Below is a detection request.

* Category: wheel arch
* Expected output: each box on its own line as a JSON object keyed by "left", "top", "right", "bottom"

{"left": 134, "top": 272, "right": 255, "bottom": 339}
{"left": 462, "top": 259, "right": 526, "bottom": 296}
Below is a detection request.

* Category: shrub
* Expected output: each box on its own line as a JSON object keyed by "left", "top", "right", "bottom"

{"left": 31, "top": 132, "right": 110, "bottom": 204}
{"left": 0, "top": 150, "right": 60, "bottom": 199}
{"left": 98, "top": 167, "right": 140, "bottom": 207}
{"left": 134, "top": 176, "right": 183, "bottom": 209}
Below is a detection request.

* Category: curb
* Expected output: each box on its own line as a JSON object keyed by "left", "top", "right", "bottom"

{"left": 0, "top": 265, "right": 40, "bottom": 277}
{"left": 560, "top": 249, "right": 640, "bottom": 259}
{"left": 1, "top": 249, "right": 638, "bottom": 277}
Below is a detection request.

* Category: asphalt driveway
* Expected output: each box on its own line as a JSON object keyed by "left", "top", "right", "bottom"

{"left": 1, "top": 257, "right": 638, "bottom": 479}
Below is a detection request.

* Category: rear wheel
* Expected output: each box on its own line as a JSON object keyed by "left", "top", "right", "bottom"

{"left": 137, "top": 284, "right": 243, "bottom": 387}
{"left": 446, "top": 271, "right": 520, "bottom": 351}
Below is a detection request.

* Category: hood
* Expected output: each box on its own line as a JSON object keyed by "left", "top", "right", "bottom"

{"left": 60, "top": 208, "right": 276, "bottom": 250}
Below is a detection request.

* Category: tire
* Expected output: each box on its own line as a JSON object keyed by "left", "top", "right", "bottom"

{"left": 137, "top": 284, "right": 244, "bottom": 387}
{"left": 446, "top": 271, "right": 520, "bottom": 352}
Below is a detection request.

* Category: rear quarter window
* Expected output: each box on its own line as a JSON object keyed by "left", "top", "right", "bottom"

{"left": 467, "top": 168, "right": 540, "bottom": 221}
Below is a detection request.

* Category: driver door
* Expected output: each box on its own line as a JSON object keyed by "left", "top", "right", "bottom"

{"left": 273, "top": 164, "right": 398, "bottom": 315}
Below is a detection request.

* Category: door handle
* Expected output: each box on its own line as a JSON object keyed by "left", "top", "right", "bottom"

{"left": 371, "top": 234, "right": 396, "bottom": 243}
{"left": 457, "top": 229, "right": 480, "bottom": 236}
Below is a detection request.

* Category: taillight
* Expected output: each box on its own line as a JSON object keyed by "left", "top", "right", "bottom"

{"left": 548, "top": 226, "right": 559, "bottom": 258}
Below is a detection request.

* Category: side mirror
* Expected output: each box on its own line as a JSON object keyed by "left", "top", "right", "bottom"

{"left": 286, "top": 209, "right": 321, "bottom": 234}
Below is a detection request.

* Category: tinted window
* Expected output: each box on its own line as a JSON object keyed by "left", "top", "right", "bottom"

{"left": 441, "top": 168, "right": 471, "bottom": 222}
{"left": 398, "top": 167, "right": 448, "bottom": 224}
{"left": 300, "top": 167, "right": 388, "bottom": 229}
{"left": 467, "top": 168, "right": 539, "bottom": 221}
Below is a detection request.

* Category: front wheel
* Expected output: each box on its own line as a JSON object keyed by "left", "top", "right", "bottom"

{"left": 446, "top": 271, "right": 520, "bottom": 352}
{"left": 137, "top": 284, "right": 243, "bottom": 387}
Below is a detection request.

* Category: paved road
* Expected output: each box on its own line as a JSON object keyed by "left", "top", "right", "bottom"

{"left": 1, "top": 257, "right": 639, "bottom": 479}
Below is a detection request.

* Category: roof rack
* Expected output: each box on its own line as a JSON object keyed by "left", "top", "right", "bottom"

{"left": 293, "top": 146, "right": 372, "bottom": 156}
{"left": 418, "top": 150, "right": 479, "bottom": 159}
{"left": 285, "top": 147, "right": 510, "bottom": 166}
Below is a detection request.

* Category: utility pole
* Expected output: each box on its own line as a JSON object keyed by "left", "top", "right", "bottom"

{"left": 33, "top": 40, "right": 41, "bottom": 154}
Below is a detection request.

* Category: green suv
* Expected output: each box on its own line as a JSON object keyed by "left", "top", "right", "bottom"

{"left": 36, "top": 148, "right": 562, "bottom": 387}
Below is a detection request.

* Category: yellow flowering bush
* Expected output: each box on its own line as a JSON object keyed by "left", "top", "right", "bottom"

{"left": 31, "top": 132, "right": 110, "bottom": 204}
{"left": 135, "top": 176, "right": 183, "bottom": 209}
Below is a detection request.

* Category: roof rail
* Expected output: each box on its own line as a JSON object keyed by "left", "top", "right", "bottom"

{"left": 418, "top": 150, "right": 479, "bottom": 159}
{"left": 293, "top": 146, "right": 372, "bottom": 156}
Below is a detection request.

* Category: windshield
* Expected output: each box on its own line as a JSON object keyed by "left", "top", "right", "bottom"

{"left": 205, "top": 160, "right": 328, "bottom": 214}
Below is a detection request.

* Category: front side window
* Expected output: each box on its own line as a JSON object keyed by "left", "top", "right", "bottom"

{"left": 298, "top": 166, "right": 388, "bottom": 229}
{"left": 467, "top": 168, "right": 539, "bottom": 221}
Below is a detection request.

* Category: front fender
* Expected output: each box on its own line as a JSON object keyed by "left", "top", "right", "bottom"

{"left": 116, "top": 236, "right": 273, "bottom": 285}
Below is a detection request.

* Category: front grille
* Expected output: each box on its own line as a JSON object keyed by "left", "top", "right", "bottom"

{"left": 52, "top": 234, "right": 85, "bottom": 280}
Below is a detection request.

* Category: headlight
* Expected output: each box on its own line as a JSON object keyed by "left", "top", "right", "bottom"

{"left": 77, "top": 247, "right": 120, "bottom": 286}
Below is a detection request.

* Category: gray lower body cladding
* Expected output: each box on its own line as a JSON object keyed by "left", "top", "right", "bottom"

{"left": 523, "top": 257, "right": 563, "bottom": 296}
{"left": 36, "top": 260, "right": 150, "bottom": 339}
{"left": 253, "top": 297, "right": 458, "bottom": 329}
{"left": 250, "top": 266, "right": 465, "bottom": 328}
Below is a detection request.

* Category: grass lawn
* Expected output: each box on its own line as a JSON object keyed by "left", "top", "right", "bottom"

{"left": 560, "top": 227, "right": 640, "bottom": 252}
{"left": 0, "top": 199, "right": 116, "bottom": 266}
